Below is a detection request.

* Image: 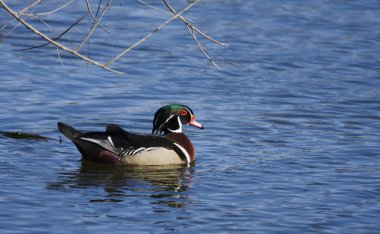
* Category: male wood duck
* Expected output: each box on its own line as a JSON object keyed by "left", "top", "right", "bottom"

{"left": 58, "top": 104, "right": 204, "bottom": 166}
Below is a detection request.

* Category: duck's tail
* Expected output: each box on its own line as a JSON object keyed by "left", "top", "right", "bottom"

{"left": 57, "top": 122, "right": 82, "bottom": 140}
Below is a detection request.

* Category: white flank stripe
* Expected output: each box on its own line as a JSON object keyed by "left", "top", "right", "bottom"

{"left": 81, "top": 137, "right": 102, "bottom": 145}
{"left": 133, "top": 147, "right": 145, "bottom": 154}
{"left": 174, "top": 143, "right": 190, "bottom": 163}
{"left": 81, "top": 137, "right": 116, "bottom": 153}
{"left": 107, "top": 136, "right": 115, "bottom": 147}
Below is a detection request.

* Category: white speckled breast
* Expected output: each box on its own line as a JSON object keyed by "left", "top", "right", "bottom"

{"left": 122, "top": 147, "right": 185, "bottom": 165}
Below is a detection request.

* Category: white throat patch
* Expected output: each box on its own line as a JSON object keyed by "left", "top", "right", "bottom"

{"left": 167, "top": 116, "right": 183, "bottom": 133}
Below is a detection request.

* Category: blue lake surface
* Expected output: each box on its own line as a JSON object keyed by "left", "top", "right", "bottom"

{"left": 1, "top": 0, "right": 380, "bottom": 233}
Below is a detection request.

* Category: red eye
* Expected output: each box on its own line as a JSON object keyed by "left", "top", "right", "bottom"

{"left": 180, "top": 110, "right": 187, "bottom": 116}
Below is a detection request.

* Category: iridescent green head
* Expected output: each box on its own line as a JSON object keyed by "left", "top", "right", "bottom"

{"left": 152, "top": 104, "right": 204, "bottom": 135}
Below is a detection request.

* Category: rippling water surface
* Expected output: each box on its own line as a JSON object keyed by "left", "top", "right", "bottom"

{"left": 1, "top": 0, "right": 380, "bottom": 233}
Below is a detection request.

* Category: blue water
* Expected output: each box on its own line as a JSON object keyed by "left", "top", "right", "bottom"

{"left": 1, "top": 0, "right": 380, "bottom": 233}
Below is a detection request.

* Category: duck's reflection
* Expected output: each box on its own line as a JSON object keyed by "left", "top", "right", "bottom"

{"left": 48, "top": 160, "right": 195, "bottom": 208}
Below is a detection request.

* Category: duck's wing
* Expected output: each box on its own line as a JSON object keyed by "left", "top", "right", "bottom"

{"left": 106, "top": 124, "right": 173, "bottom": 147}
{"left": 58, "top": 122, "right": 121, "bottom": 164}
{"left": 71, "top": 123, "right": 173, "bottom": 157}
{"left": 105, "top": 124, "right": 190, "bottom": 164}
{"left": 77, "top": 131, "right": 123, "bottom": 155}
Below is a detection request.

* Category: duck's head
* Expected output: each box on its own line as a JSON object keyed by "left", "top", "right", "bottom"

{"left": 152, "top": 104, "right": 204, "bottom": 135}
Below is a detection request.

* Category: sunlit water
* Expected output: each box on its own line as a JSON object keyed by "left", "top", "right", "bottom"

{"left": 1, "top": 0, "right": 380, "bottom": 233}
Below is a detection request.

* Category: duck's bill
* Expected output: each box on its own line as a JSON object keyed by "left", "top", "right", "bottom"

{"left": 189, "top": 116, "right": 204, "bottom": 129}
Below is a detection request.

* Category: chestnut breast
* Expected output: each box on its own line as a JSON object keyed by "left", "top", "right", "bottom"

{"left": 166, "top": 133, "right": 195, "bottom": 162}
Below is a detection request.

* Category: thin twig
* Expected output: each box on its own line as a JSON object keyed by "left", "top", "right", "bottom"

{"left": 2, "top": 20, "right": 22, "bottom": 38}
{"left": 163, "top": 0, "right": 234, "bottom": 68}
{"left": 162, "top": 0, "right": 227, "bottom": 47}
{"left": 85, "top": 0, "right": 110, "bottom": 33}
{"left": 33, "top": 15, "right": 58, "bottom": 32}
{"left": 188, "top": 24, "right": 239, "bottom": 67}
{"left": 138, "top": 0, "right": 172, "bottom": 15}
{"left": 19, "top": 0, "right": 75, "bottom": 16}
{"left": 18, "top": 0, "right": 43, "bottom": 14}
{"left": 22, "top": 13, "right": 88, "bottom": 51}
{"left": 76, "top": 0, "right": 112, "bottom": 52}
{"left": 105, "top": 0, "right": 201, "bottom": 67}
{"left": 0, "top": 1, "right": 124, "bottom": 74}
{"left": 138, "top": 0, "right": 194, "bottom": 24}
{"left": 0, "top": 17, "right": 17, "bottom": 32}
{"left": 56, "top": 46, "right": 64, "bottom": 66}
{"left": 1, "top": 0, "right": 230, "bottom": 74}
{"left": 187, "top": 24, "right": 221, "bottom": 69}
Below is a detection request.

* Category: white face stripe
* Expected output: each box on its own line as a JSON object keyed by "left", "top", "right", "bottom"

{"left": 153, "top": 112, "right": 162, "bottom": 129}
{"left": 156, "top": 114, "right": 174, "bottom": 134}
{"left": 156, "top": 106, "right": 193, "bottom": 134}
{"left": 164, "top": 114, "right": 175, "bottom": 125}
{"left": 174, "top": 143, "right": 190, "bottom": 163}
{"left": 183, "top": 107, "right": 193, "bottom": 116}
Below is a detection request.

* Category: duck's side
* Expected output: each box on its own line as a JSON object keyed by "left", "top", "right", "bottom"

{"left": 58, "top": 123, "right": 195, "bottom": 166}
{"left": 58, "top": 104, "right": 203, "bottom": 166}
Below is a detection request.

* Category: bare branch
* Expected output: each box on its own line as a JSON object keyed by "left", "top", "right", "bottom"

{"left": 22, "top": 14, "right": 88, "bottom": 51}
{"left": 162, "top": 0, "right": 232, "bottom": 68}
{"left": 76, "top": 0, "right": 112, "bottom": 52}
{"left": 56, "top": 46, "right": 64, "bottom": 66}
{"left": 138, "top": 0, "right": 172, "bottom": 15}
{"left": 18, "top": 0, "right": 43, "bottom": 14}
{"left": 0, "top": 17, "right": 17, "bottom": 32}
{"left": 0, "top": 0, "right": 231, "bottom": 74}
{"left": 162, "top": 0, "right": 227, "bottom": 47}
{"left": 33, "top": 15, "right": 58, "bottom": 32}
{"left": 188, "top": 24, "right": 239, "bottom": 68}
{"left": 0, "top": 1, "right": 124, "bottom": 74}
{"left": 187, "top": 24, "right": 221, "bottom": 69}
{"left": 105, "top": 0, "right": 201, "bottom": 67}
{"left": 138, "top": 0, "right": 194, "bottom": 24}
{"left": 19, "top": 0, "right": 75, "bottom": 16}
{"left": 85, "top": 0, "right": 110, "bottom": 33}
{"left": 2, "top": 20, "right": 22, "bottom": 38}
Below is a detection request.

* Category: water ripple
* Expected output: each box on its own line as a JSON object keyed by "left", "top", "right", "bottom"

{"left": 1, "top": 0, "right": 380, "bottom": 233}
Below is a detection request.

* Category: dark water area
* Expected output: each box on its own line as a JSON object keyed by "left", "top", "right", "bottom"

{"left": 1, "top": 0, "right": 380, "bottom": 233}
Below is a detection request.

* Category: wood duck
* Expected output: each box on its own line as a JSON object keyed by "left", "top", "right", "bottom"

{"left": 58, "top": 104, "right": 204, "bottom": 166}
